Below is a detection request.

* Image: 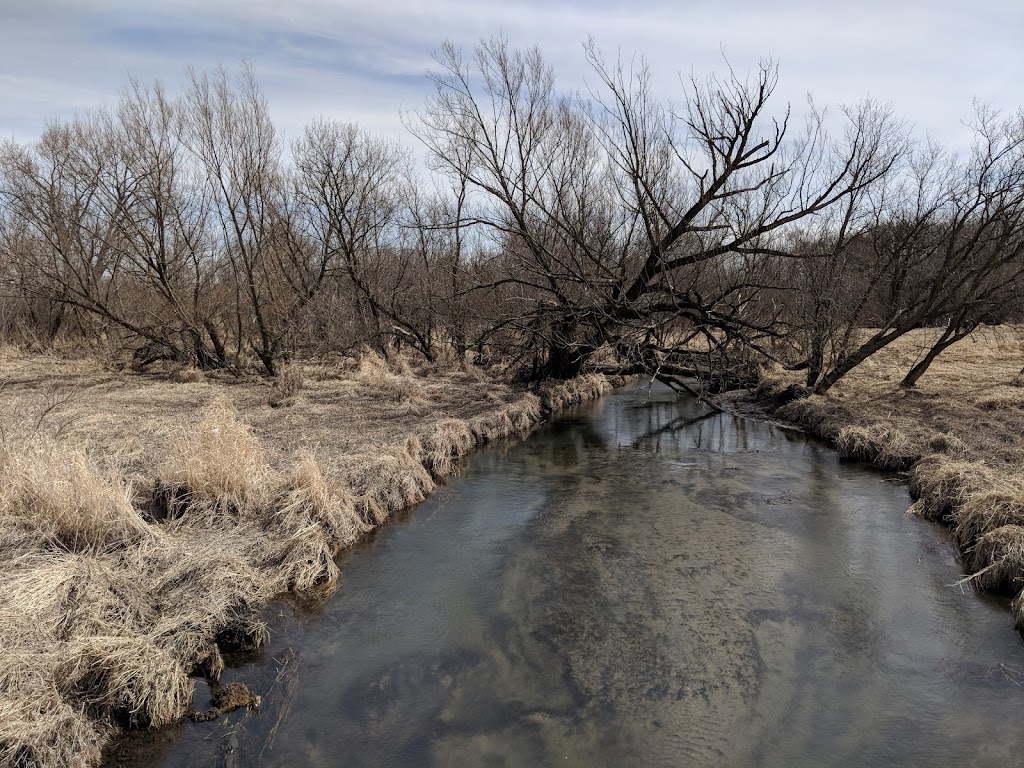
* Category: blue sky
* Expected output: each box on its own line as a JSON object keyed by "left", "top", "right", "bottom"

{"left": 1, "top": 0, "right": 1021, "bottom": 153}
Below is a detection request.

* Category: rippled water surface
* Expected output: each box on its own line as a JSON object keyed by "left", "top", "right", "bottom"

{"left": 109, "top": 383, "right": 1024, "bottom": 767}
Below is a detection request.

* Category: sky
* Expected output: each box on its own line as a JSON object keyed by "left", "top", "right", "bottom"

{"left": 1, "top": 0, "right": 1021, "bottom": 155}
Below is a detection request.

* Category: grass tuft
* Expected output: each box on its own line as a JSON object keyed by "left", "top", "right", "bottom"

{"left": 155, "top": 400, "right": 274, "bottom": 523}
{"left": 268, "top": 364, "right": 304, "bottom": 408}
{"left": 0, "top": 694, "right": 104, "bottom": 768}
{"left": 951, "top": 485, "right": 1024, "bottom": 550}
{"left": 169, "top": 366, "right": 205, "bottom": 385}
{"left": 55, "top": 636, "right": 191, "bottom": 728}
{"left": 538, "top": 374, "right": 612, "bottom": 412}
{"left": 964, "top": 525, "right": 1024, "bottom": 592}
{"left": 907, "top": 455, "right": 990, "bottom": 522}
{"left": 974, "top": 389, "right": 1022, "bottom": 411}
{"left": 834, "top": 423, "right": 919, "bottom": 471}
{"left": 0, "top": 441, "right": 152, "bottom": 554}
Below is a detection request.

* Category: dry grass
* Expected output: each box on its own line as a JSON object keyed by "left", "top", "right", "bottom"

{"left": 168, "top": 366, "right": 206, "bottom": 385}
{"left": 538, "top": 373, "right": 613, "bottom": 412}
{"left": 768, "top": 326, "right": 1024, "bottom": 464}
{"left": 951, "top": 484, "right": 1024, "bottom": 552}
{"left": 974, "top": 388, "right": 1023, "bottom": 411}
{"left": 906, "top": 455, "right": 993, "bottom": 523}
{"left": 55, "top": 636, "right": 191, "bottom": 728}
{"left": 155, "top": 400, "right": 276, "bottom": 523}
{"left": 834, "top": 423, "right": 917, "bottom": 471}
{"left": 0, "top": 344, "right": 612, "bottom": 767}
{"left": 0, "top": 691, "right": 106, "bottom": 768}
{"left": 965, "top": 525, "right": 1024, "bottom": 592}
{"left": 0, "top": 441, "right": 152, "bottom": 554}
{"left": 267, "top": 364, "right": 304, "bottom": 408}
{"left": 761, "top": 326, "right": 1024, "bottom": 622}
{"left": 354, "top": 349, "right": 429, "bottom": 411}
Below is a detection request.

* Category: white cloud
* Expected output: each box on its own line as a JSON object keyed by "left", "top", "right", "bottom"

{"left": 0, "top": 0, "right": 1020, "bottom": 153}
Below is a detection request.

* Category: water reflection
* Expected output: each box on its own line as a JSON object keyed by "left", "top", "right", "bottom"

{"left": 105, "top": 383, "right": 1024, "bottom": 768}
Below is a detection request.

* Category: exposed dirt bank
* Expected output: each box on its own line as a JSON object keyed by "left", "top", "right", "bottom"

{"left": 751, "top": 326, "right": 1024, "bottom": 627}
{"left": 0, "top": 348, "right": 615, "bottom": 768}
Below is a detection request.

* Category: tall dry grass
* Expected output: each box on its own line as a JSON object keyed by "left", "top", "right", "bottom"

{"left": 0, "top": 441, "right": 152, "bottom": 554}
{"left": 154, "top": 399, "right": 276, "bottom": 522}
{"left": 0, "top": 344, "right": 614, "bottom": 768}
{"left": 538, "top": 374, "right": 613, "bottom": 412}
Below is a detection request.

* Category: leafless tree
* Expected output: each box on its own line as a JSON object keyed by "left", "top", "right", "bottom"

{"left": 799, "top": 105, "right": 1024, "bottom": 393}
{"left": 178, "top": 64, "right": 293, "bottom": 374}
{"left": 290, "top": 119, "right": 432, "bottom": 357}
{"left": 0, "top": 48, "right": 1018, "bottom": 395}
{"left": 411, "top": 38, "right": 906, "bottom": 385}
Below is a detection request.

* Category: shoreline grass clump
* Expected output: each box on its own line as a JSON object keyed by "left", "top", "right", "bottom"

{"left": 773, "top": 394, "right": 841, "bottom": 438}
{"left": 344, "top": 451, "right": 437, "bottom": 525}
{"left": 949, "top": 482, "right": 1024, "bottom": 549}
{"left": 0, "top": 440, "right": 153, "bottom": 553}
{"left": 964, "top": 525, "right": 1024, "bottom": 593}
{"left": 145, "top": 538, "right": 268, "bottom": 669}
{"left": 55, "top": 636, "right": 191, "bottom": 729}
{"left": 834, "top": 423, "right": 918, "bottom": 471}
{"left": 538, "top": 374, "right": 613, "bottom": 413}
{"left": 906, "top": 455, "right": 994, "bottom": 523}
{"left": 257, "top": 454, "right": 364, "bottom": 591}
{"left": 0, "top": 691, "right": 106, "bottom": 768}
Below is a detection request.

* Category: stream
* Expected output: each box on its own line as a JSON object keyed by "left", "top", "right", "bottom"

{"left": 106, "top": 382, "right": 1024, "bottom": 767}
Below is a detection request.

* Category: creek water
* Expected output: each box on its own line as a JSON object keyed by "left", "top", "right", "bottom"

{"left": 108, "top": 382, "right": 1024, "bottom": 767}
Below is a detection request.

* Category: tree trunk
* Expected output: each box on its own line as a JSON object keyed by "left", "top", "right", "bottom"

{"left": 814, "top": 326, "right": 911, "bottom": 394}
{"left": 542, "top": 341, "right": 586, "bottom": 379}
{"left": 805, "top": 333, "right": 824, "bottom": 389}
{"left": 205, "top": 320, "right": 228, "bottom": 367}
{"left": 900, "top": 323, "right": 974, "bottom": 388}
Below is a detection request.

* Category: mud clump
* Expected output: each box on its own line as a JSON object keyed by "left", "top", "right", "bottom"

{"left": 189, "top": 682, "right": 261, "bottom": 723}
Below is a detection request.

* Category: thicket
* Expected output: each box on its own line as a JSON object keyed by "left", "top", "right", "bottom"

{"left": 1, "top": 40, "right": 1021, "bottom": 390}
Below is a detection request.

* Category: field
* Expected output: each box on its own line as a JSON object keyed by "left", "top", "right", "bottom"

{"left": 0, "top": 347, "right": 611, "bottom": 768}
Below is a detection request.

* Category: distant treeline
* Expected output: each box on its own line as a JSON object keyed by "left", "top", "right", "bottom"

{"left": 1, "top": 39, "right": 1021, "bottom": 391}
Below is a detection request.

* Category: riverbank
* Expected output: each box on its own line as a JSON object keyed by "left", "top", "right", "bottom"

{"left": 0, "top": 347, "right": 614, "bottom": 768}
{"left": 101, "top": 376, "right": 1024, "bottom": 768}
{"left": 752, "top": 326, "right": 1024, "bottom": 622}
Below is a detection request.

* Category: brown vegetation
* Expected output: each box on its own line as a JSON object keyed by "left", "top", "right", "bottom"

{"left": 0, "top": 345, "right": 612, "bottom": 768}
{"left": 758, "top": 326, "right": 1024, "bottom": 620}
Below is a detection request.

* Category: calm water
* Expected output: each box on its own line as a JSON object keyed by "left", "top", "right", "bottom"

{"left": 107, "top": 383, "right": 1024, "bottom": 767}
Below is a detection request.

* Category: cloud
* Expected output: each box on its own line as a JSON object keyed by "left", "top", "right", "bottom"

{"left": 0, "top": 0, "right": 1020, "bottom": 151}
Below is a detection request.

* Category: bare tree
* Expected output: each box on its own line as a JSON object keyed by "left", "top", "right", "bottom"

{"left": 1, "top": 78, "right": 244, "bottom": 369}
{"left": 803, "top": 105, "right": 1024, "bottom": 393}
{"left": 0, "top": 114, "right": 150, "bottom": 348}
{"left": 178, "top": 64, "right": 289, "bottom": 374}
{"left": 107, "top": 79, "right": 231, "bottom": 368}
{"left": 290, "top": 120, "right": 429, "bottom": 357}
{"left": 1, "top": 48, "right": 1016, "bottom": 396}
{"left": 410, "top": 38, "right": 906, "bottom": 385}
